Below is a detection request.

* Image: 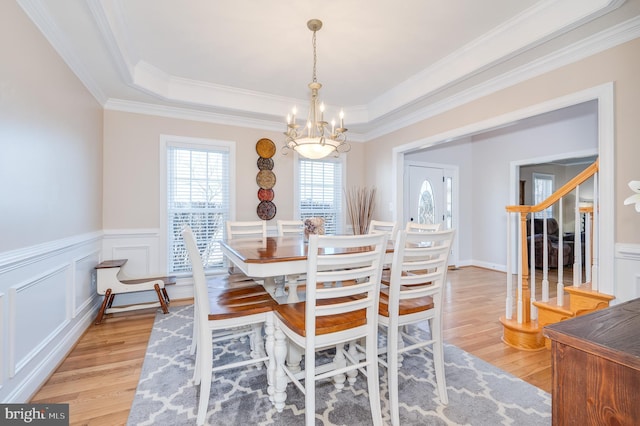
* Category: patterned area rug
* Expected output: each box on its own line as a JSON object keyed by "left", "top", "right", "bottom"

{"left": 127, "top": 305, "right": 551, "bottom": 425}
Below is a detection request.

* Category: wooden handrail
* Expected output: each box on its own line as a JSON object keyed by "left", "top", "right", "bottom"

{"left": 506, "top": 159, "right": 598, "bottom": 214}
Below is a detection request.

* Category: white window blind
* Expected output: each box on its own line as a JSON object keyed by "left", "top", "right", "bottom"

{"left": 167, "top": 144, "right": 230, "bottom": 273}
{"left": 298, "top": 158, "right": 343, "bottom": 235}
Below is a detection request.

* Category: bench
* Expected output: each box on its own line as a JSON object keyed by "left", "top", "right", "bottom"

{"left": 94, "top": 259, "right": 175, "bottom": 324}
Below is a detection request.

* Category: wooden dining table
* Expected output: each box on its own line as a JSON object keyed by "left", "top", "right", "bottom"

{"left": 220, "top": 235, "right": 394, "bottom": 303}
{"left": 220, "top": 236, "right": 308, "bottom": 303}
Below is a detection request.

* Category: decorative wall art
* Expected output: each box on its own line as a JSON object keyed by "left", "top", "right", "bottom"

{"left": 255, "top": 138, "right": 277, "bottom": 220}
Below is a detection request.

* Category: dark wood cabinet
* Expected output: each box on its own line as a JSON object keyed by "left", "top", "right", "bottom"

{"left": 544, "top": 298, "right": 640, "bottom": 425}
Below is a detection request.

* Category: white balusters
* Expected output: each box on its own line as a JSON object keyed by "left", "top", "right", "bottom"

{"left": 573, "top": 185, "right": 582, "bottom": 285}
{"left": 556, "top": 198, "right": 564, "bottom": 306}
{"left": 505, "top": 214, "right": 513, "bottom": 320}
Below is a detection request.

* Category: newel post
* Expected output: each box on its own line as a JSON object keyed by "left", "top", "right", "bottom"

{"left": 519, "top": 212, "right": 531, "bottom": 324}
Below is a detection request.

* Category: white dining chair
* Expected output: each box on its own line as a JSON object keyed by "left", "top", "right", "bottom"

{"left": 405, "top": 222, "right": 442, "bottom": 232}
{"left": 277, "top": 219, "right": 304, "bottom": 236}
{"left": 226, "top": 220, "right": 268, "bottom": 239}
{"left": 224, "top": 220, "right": 268, "bottom": 285}
{"left": 368, "top": 219, "right": 399, "bottom": 240}
{"left": 182, "top": 226, "right": 277, "bottom": 426}
{"left": 276, "top": 219, "right": 306, "bottom": 289}
{"left": 378, "top": 228, "right": 455, "bottom": 426}
{"left": 271, "top": 232, "right": 388, "bottom": 426}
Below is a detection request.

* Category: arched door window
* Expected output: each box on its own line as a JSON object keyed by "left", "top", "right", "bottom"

{"left": 418, "top": 180, "right": 435, "bottom": 224}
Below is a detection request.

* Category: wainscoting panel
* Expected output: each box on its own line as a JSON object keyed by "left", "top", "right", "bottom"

{"left": 73, "top": 250, "right": 100, "bottom": 318}
{"left": 615, "top": 243, "right": 640, "bottom": 304}
{"left": 0, "top": 232, "right": 102, "bottom": 402}
{"left": 102, "top": 229, "right": 192, "bottom": 303}
{"left": 9, "top": 264, "right": 70, "bottom": 378}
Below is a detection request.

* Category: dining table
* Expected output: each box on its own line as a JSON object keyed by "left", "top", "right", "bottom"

{"left": 220, "top": 235, "right": 309, "bottom": 303}
{"left": 220, "top": 235, "right": 394, "bottom": 303}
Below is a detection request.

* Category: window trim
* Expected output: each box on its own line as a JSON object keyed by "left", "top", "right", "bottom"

{"left": 159, "top": 135, "right": 236, "bottom": 274}
{"left": 293, "top": 152, "right": 347, "bottom": 235}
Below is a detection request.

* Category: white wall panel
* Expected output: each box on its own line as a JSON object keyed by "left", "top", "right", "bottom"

{"left": 615, "top": 244, "right": 640, "bottom": 304}
{"left": 0, "top": 233, "right": 101, "bottom": 402}
{"left": 73, "top": 251, "right": 100, "bottom": 318}
{"left": 9, "top": 265, "right": 70, "bottom": 378}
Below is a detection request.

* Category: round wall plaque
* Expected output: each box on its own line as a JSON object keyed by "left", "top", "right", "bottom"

{"left": 257, "top": 200, "right": 276, "bottom": 220}
{"left": 256, "top": 170, "right": 276, "bottom": 189}
{"left": 258, "top": 188, "right": 275, "bottom": 201}
{"left": 257, "top": 157, "right": 274, "bottom": 170}
{"left": 256, "top": 138, "right": 276, "bottom": 158}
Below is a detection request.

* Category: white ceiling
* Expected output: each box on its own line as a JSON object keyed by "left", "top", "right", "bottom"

{"left": 18, "top": 0, "right": 640, "bottom": 138}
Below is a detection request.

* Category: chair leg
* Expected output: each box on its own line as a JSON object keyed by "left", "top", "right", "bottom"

{"left": 431, "top": 317, "right": 448, "bottom": 404}
{"left": 366, "top": 331, "right": 383, "bottom": 426}
{"left": 387, "top": 325, "right": 401, "bottom": 426}
{"left": 154, "top": 284, "right": 170, "bottom": 314}
{"left": 196, "top": 338, "right": 213, "bottom": 426}
{"left": 94, "top": 289, "right": 112, "bottom": 325}
{"left": 304, "top": 346, "right": 317, "bottom": 426}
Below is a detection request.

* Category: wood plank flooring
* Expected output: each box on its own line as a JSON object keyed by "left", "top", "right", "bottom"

{"left": 30, "top": 266, "right": 553, "bottom": 425}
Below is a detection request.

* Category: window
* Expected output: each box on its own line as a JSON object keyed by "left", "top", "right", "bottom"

{"left": 533, "top": 173, "right": 554, "bottom": 219}
{"left": 418, "top": 180, "right": 435, "bottom": 224}
{"left": 161, "top": 136, "right": 234, "bottom": 273}
{"left": 296, "top": 157, "right": 344, "bottom": 235}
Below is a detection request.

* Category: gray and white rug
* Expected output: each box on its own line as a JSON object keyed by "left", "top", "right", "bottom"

{"left": 127, "top": 305, "right": 551, "bottom": 425}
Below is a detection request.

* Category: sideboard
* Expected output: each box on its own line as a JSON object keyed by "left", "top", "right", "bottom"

{"left": 544, "top": 297, "right": 640, "bottom": 425}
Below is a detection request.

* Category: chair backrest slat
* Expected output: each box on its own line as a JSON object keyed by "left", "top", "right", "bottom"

{"left": 368, "top": 220, "right": 398, "bottom": 241}
{"left": 305, "top": 233, "right": 388, "bottom": 333}
{"left": 404, "top": 222, "right": 442, "bottom": 232}
{"left": 277, "top": 219, "right": 304, "bottom": 236}
{"left": 388, "top": 229, "right": 455, "bottom": 307}
{"left": 226, "top": 221, "right": 267, "bottom": 240}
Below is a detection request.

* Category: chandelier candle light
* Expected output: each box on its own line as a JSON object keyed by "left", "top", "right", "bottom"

{"left": 283, "top": 19, "right": 350, "bottom": 159}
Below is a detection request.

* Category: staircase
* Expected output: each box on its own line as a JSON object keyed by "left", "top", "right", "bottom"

{"left": 500, "top": 159, "right": 614, "bottom": 351}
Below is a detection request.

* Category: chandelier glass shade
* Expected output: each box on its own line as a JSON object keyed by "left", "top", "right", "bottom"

{"left": 283, "top": 19, "right": 350, "bottom": 160}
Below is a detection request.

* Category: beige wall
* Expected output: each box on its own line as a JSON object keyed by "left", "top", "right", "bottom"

{"left": 103, "top": 110, "right": 366, "bottom": 229}
{"left": 0, "top": 1, "right": 103, "bottom": 252}
{"left": 366, "top": 38, "right": 640, "bottom": 244}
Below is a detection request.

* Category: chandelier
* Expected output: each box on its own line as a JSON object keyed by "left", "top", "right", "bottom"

{"left": 282, "top": 19, "right": 350, "bottom": 160}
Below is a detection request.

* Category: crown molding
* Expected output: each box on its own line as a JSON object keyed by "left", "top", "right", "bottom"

{"left": 367, "top": 0, "right": 625, "bottom": 121}
{"left": 103, "top": 98, "right": 368, "bottom": 143}
{"left": 364, "top": 15, "right": 640, "bottom": 141}
{"left": 19, "top": 0, "right": 636, "bottom": 142}
{"left": 86, "top": 0, "right": 627, "bottom": 122}
{"left": 105, "top": 15, "right": 639, "bottom": 143}
{"left": 86, "top": 0, "right": 134, "bottom": 84}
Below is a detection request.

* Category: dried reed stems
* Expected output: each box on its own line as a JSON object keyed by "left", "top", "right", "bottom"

{"left": 345, "top": 186, "right": 377, "bottom": 234}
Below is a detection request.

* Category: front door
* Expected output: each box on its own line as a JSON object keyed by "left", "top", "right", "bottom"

{"left": 406, "top": 165, "right": 446, "bottom": 227}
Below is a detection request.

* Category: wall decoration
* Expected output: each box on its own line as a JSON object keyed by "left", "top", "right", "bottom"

{"left": 258, "top": 188, "right": 275, "bottom": 201}
{"left": 256, "top": 138, "right": 277, "bottom": 220}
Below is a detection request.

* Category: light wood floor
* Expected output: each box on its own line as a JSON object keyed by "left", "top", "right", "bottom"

{"left": 31, "top": 266, "right": 553, "bottom": 425}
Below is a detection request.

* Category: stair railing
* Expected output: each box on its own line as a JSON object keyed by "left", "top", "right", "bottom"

{"left": 505, "top": 159, "right": 598, "bottom": 325}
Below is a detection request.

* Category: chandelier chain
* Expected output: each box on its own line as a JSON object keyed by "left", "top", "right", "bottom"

{"left": 312, "top": 29, "right": 317, "bottom": 83}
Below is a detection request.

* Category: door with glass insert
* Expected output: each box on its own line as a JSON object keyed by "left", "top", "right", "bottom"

{"left": 407, "top": 165, "right": 446, "bottom": 228}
